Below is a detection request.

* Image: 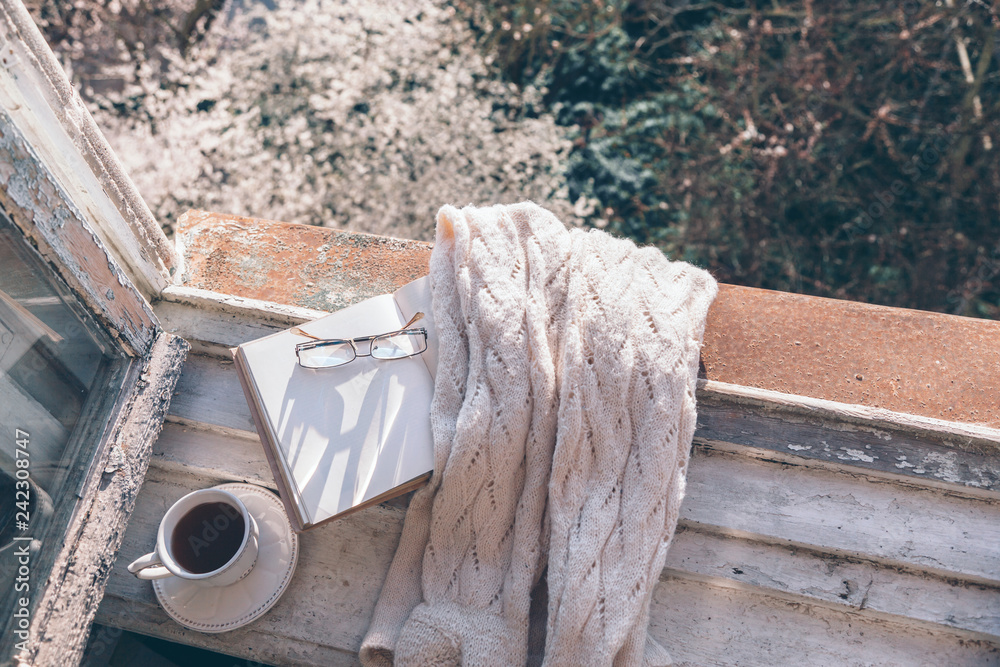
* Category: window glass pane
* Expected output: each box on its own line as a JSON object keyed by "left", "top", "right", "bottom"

{"left": 0, "top": 212, "right": 127, "bottom": 645}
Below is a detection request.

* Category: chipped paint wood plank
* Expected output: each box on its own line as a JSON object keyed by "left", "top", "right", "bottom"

{"left": 0, "top": 108, "right": 157, "bottom": 356}
{"left": 152, "top": 292, "right": 1000, "bottom": 441}
{"left": 154, "top": 285, "right": 328, "bottom": 353}
{"left": 699, "top": 379, "right": 1000, "bottom": 453}
{"left": 682, "top": 447, "right": 1000, "bottom": 583}
{"left": 168, "top": 353, "right": 256, "bottom": 433}
{"left": 647, "top": 577, "right": 999, "bottom": 666}
{"left": 696, "top": 398, "right": 1000, "bottom": 493}
{"left": 667, "top": 524, "right": 1000, "bottom": 640}
{"left": 153, "top": 420, "right": 273, "bottom": 487}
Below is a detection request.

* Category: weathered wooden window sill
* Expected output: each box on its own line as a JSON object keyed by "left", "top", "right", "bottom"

{"left": 96, "top": 210, "right": 1000, "bottom": 666}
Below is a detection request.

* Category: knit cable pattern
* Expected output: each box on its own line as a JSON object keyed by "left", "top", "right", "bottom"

{"left": 361, "top": 202, "right": 717, "bottom": 666}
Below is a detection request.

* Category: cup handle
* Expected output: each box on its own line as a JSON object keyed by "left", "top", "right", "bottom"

{"left": 127, "top": 551, "right": 172, "bottom": 580}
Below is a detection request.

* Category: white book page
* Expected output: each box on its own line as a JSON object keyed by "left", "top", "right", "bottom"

{"left": 392, "top": 276, "right": 438, "bottom": 381}
{"left": 239, "top": 293, "right": 434, "bottom": 526}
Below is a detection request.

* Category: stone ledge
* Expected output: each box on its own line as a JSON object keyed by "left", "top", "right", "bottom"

{"left": 176, "top": 209, "right": 432, "bottom": 313}
{"left": 176, "top": 209, "right": 1000, "bottom": 429}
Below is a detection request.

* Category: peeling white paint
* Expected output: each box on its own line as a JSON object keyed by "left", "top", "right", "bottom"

{"left": 787, "top": 444, "right": 812, "bottom": 451}
{"left": 103, "top": 444, "right": 126, "bottom": 474}
{"left": 0, "top": 9, "right": 174, "bottom": 298}
{"left": 920, "top": 450, "right": 964, "bottom": 484}
{"left": 837, "top": 448, "right": 876, "bottom": 463}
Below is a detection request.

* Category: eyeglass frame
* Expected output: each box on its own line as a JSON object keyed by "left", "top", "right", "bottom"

{"left": 291, "top": 312, "right": 428, "bottom": 369}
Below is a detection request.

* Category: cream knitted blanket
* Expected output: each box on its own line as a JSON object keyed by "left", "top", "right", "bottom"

{"left": 361, "top": 203, "right": 717, "bottom": 666}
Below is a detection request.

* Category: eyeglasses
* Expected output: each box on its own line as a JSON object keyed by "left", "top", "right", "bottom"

{"left": 291, "top": 312, "right": 428, "bottom": 369}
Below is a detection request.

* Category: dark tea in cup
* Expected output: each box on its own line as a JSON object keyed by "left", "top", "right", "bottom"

{"left": 170, "top": 501, "right": 246, "bottom": 574}
{"left": 128, "top": 487, "right": 259, "bottom": 586}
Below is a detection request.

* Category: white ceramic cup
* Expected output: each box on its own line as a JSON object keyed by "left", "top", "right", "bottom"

{"left": 127, "top": 488, "right": 259, "bottom": 587}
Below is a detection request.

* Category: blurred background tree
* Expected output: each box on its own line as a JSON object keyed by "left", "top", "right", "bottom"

{"left": 26, "top": 0, "right": 1000, "bottom": 319}
{"left": 460, "top": 0, "right": 1000, "bottom": 319}
{"left": 24, "top": 0, "right": 577, "bottom": 239}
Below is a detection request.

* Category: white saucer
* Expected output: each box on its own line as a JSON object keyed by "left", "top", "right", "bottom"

{"left": 153, "top": 483, "right": 299, "bottom": 633}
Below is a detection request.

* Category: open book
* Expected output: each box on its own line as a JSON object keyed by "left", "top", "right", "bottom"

{"left": 232, "top": 277, "right": 436, "bottom": 532}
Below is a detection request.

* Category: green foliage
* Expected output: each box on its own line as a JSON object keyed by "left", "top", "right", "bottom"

{"left": 461, "top": 0, "right": 1000, "bottom": 319}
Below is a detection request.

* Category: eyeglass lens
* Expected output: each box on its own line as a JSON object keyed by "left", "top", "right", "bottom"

{"left": 298, "top": 342, "right": 356, "bottom": 369}
{"left": 371, "top": 331, "right": 426, "bottom": 360}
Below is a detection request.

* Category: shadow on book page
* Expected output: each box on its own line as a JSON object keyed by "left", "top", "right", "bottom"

{"left": 277, "top": 352, "right": 433, "bottom": 526}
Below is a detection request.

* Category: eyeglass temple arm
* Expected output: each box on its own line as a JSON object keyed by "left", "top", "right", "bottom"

{"left": 290, "top": 312, "right": 423, "bottom": 341}
{"left": 290, "top": 327, "right": 323, "bottom": 340}
{"left": 401, "top": 311, "right": 424, "bottom": 330}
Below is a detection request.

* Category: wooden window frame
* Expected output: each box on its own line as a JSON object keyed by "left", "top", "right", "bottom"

{"left": 0, "top": 1, "right": 188, "bottom": 664}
